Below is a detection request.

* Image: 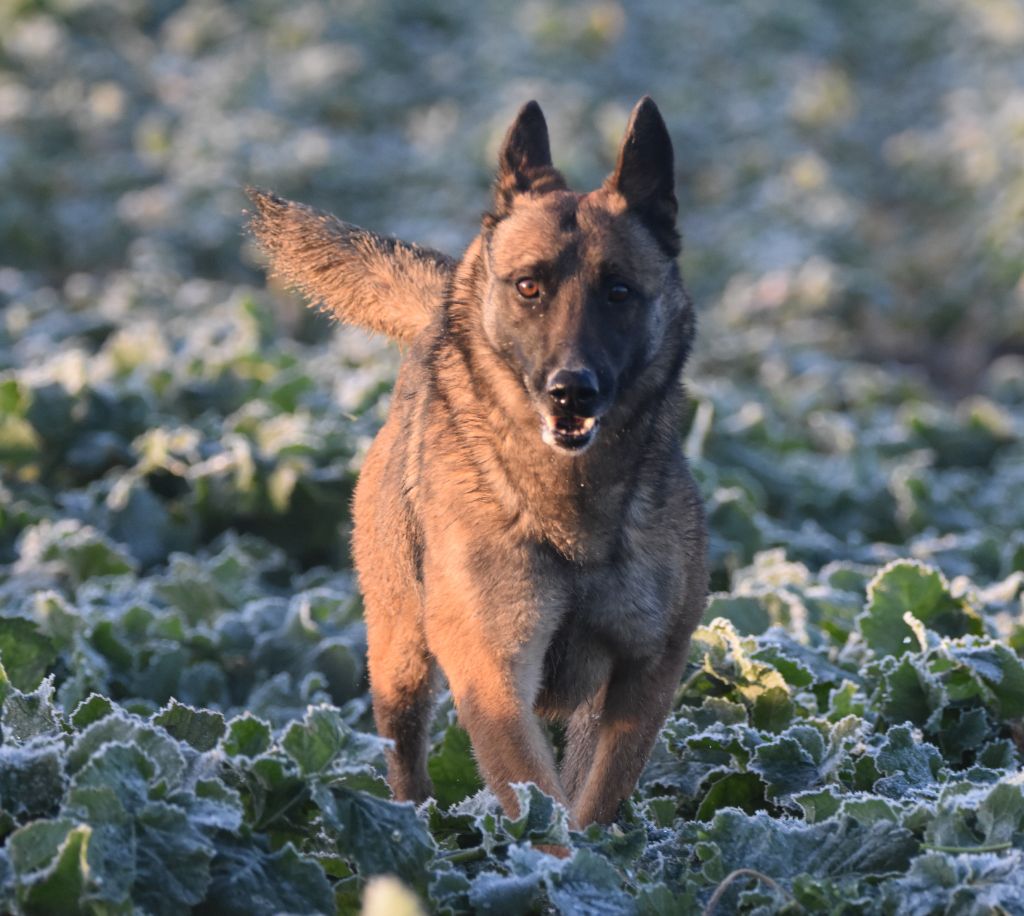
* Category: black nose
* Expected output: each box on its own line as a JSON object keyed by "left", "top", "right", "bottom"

{"left": 546, "top": 368, "right": 600, "bottom": 414}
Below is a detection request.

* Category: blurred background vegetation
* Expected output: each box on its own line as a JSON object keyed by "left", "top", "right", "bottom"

{"left": 2, "top": 0, "right": 1024, "bottom": 588}
{"left": 2, "top": 0, "right": 1023, "bottom": 383}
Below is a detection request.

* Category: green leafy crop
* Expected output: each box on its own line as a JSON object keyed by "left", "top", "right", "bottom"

{"left": 2, "top": 0, "right": 1024, "bottom": 911}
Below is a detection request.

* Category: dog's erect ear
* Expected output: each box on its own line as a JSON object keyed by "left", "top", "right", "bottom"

{"left": 605, "top": 97, "right": 680, "bottom": 256}
{"left": 493, "top": 101, "right": 567, "bottom": 216}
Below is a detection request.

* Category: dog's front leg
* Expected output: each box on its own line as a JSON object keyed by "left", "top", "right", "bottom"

{"left": 569, "top": 637, "right": 691, "bottom": 826}
{"left": 424, "top": 565, "right": 570, "bottom": 822}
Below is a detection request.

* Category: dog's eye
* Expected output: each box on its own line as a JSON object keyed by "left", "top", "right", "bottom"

{"left": 515, "top": 278, "right": 541, "bottom": 299}
{"left": 608, "top": 283, "right": 630, "bottom": 303}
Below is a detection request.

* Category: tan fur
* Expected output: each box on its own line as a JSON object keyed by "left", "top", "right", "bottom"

{"left": 251, "top": 98, "right": 708, "bottom": 830}
{"left": 246, "top": 188, "right": 451, "bottom": 342}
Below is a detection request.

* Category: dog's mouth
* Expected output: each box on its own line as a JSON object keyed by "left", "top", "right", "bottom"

{"left": 541, "top": 414, "right": 600, "bottom": 453}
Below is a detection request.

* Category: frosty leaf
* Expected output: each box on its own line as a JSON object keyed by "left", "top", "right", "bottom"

{"left": 874, "top": 653, "right": 947, "bottom": 729}
{"left": 312, "top": 782, "right": 435, "bottom": 886}
{"left": 501, "top": 784, "right": 571, "bottom": 848}
{"left": 872, "top": 725, "right": 943, "bottom": 797}
{"left": 71, "top": 742, "right": 155, "bottom": 812}
{"left": 882, "top": 851, "right": 1024, "bottom": 915}
{"left": 753, "top": 629, "right": 860, "bottom": 687}
{"left": 0, "top": 618, "right": 57, "bottom": 692}
{"left": 222, "top": 713, "right": 272, "bottom": 758}
{"left": 703, "top": 596, "right": 771, "bottom": 635}
{"left": 750, "top": 685, "right": 793, "bottom": 732}
{"left": 427, "top": 721, "right": 483, "bottom": 809}
{"left": 2, "top": 676, "right": 64, "bottom": 744}
{"left": 698, "top": 810, "right": 917, "bottom": 880}
{"left": 0, "top": 740, "right": 66, "bottom": 821}
{"left": 750, "top": 726, "right": 826, "bottom": 797}
{"left": 66, "top": 712, "right": 186, "bottom": 788}
{"left": 938, "top": 707, "right": 990, "bottom": 761}
{"left": 696, "top": 772, "right": 767, "bottom": 819}
{"left": 11, "top": 821, "right": 91, "bottom": 916}
{"left": 69, "top": 694, "right": 114, "bottom": 731}
{"left": 946, "top": 641, "right": 1024, "bottom": 720}
{"left": 18, "top": 520, "right": 137, "bottom": 586}
{"left": 153, "top": 699, "right": 225, "bottom": 752}
{"left": 545, "top": 848, "right": 634, "bottom": 916}
{"left": 281, "top": 704, "right": 384, "bottom": 776}
{"left": 468, "top": 870, "right": 543, "bottom": 914}
{"left": 860, "top": 561, "right": 980, "bottom": 657}
{"left": 793, "top": 788, "right": 842, "bottom": 823}
{"left": 131, "top": 801, "right": 214, "bottom": 915}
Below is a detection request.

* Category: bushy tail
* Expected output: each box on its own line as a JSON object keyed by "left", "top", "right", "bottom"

{"left": 245, "top": 188, "right": 453, "bottom": 343}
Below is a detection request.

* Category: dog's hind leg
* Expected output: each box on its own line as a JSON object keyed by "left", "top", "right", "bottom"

{"left": 366, "top": 609, "right": 438, "bottom": 802}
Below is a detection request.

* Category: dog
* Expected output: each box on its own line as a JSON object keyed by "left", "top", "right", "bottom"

{"left": 247, "top": 96, "right": 707, "bottom": 830}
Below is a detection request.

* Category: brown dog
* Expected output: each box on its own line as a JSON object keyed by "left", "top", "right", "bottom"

{"left": 248, "top": 97, "right": 707, "bottom": 829}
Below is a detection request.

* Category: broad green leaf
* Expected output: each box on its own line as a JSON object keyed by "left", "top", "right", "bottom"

{"left": 427, "top": 722, "right": 483, "bottom": 809}
{"left": 468, "top": 870, "right": 543, "bottom": 915}
{"left": 750, "top": 728, "right": 825, "bottom": 797}
{"left": 2, "top": 676, "right": 64, "bottom": 744}
{"left": 703, "top": 596, "right": 771, "bottom": 635}
{"left": 0, "top": 740, "right": 66, "bottom": 821}
{"left": 131, "top": 802, "right": 214, "bottom": 915}
{"left": 69, "top": 694, "right": 115, "bottom": 731}
{"left": 0, "top": 618, "right": 57, "bottom": 691}
{"left": 793, "top": 788, "right": 842, "bottom": 824}
{"left": 222, "top": 713, "right": 272, "bottom": 758}
{"left": 698, "top": 810, "right": 917, "bottom": 880}
{"left": 71, "top": 742, "right": 155, "bottom": 812}
{"left": 696, "top": 772, "right": 767, "bottom": 819}
{"left": 12, "top": 822, "right": 92, "bottom": 916}
{"left": 66, "top": 713, "right": 186, "bottom": 788}
{"left": 19, "top": 519, "right": 136, "bottom": 586}
{"left": 872, "top": 725, "right": 943, "bottom": 798}
{"left": 199, "top": 836, "right": 335, "bottom": 916}
{"left": 153, "top": 699, "right": 225, "bottom": 752}
{"left": 882, "top": 851, "right": 1024, "bottom": 914}
{"left": 750, "top": 685, "right": 793, "bottom": 732}
{"left": 502, "top": 783, "right": 571, "bottom": 848}
{"left": 545, "top": 848, "right": 634, "bottom": 915}
{"left": 311, "top": 782, "right": 435, "bottom": 887}
{"left": 948, "top": 641, "right": 1024, "bottom": 720}
{"left": 281, "top": 704, "right": 383, "bottom": 775}
{"left": 178, "top": 779, "right": 244, "bottom": 833}
{"left": 859, "top": 561, "right": 980, "bottom": 657}
{"left": 874, "top": 653, "right": 947, "bottom": 729}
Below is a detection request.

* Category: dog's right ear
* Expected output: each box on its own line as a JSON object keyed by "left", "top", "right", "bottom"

{"left": 492, "top": 101, "right": 567, "bottom": 217}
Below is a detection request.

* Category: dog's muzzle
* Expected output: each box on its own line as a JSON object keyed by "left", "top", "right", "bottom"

{"left": 542, "top": 413, "right": 600, "bottom": 452}
{"left": 541, "top": 368, "right": 605, "bottom": 453}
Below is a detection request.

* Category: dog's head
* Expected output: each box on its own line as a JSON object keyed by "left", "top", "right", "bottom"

{"left": 476, "top": 98, "right": 687, "bottom": 455}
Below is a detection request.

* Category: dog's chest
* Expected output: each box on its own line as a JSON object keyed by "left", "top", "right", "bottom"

{"left": 534, "top": 542, "right": 675, "bottom": 714}
{"left": 575, "top": 547, "right": 675, "bottom": 657}
{"left": 538, "top": 525, "right": 676, "bottom": 661}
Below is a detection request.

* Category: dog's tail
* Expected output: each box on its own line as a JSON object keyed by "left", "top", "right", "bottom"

{"left": 245, "top": 188, "right": 453, "bottom": 343}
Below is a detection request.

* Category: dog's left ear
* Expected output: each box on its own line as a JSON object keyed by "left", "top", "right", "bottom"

{"left": 605, "top": 97, "right": 680, "bottom": 256}
{"left": 493, "top": 101, "right": 567, "bottom": 217}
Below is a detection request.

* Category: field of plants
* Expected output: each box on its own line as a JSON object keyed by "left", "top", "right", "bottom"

{"left": 1, "top": 0, "right": 1023, "bottom": 912}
